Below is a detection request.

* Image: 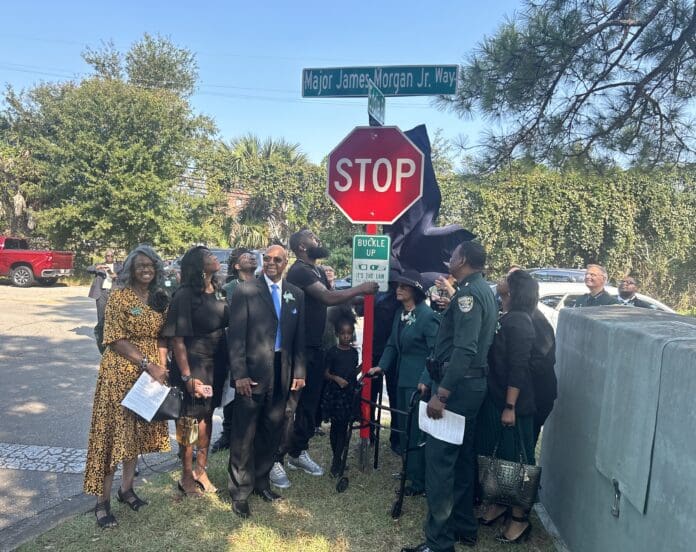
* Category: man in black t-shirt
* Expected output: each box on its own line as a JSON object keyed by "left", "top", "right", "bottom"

{"left": 270, "top": 229, "right": 378, "bottom": 488}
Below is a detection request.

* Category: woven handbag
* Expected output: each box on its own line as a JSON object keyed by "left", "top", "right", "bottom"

{"left": 477, "top": 426, "right": 541, "bottom": 511}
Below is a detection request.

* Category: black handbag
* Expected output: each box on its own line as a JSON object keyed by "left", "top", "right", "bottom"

{"left": 150, "top": 385, "right": 183, "bottom": 421}
{"left": 477, "top": 426, "right": 541, "bottom": 511}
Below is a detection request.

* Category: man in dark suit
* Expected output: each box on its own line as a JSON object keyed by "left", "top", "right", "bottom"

{"left": 226, "top": 244, "right": 306, "bottom": 518}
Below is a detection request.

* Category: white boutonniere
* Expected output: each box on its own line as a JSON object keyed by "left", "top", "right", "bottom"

{"left": 283, "top": 291, "right": 295, "bottom": 303}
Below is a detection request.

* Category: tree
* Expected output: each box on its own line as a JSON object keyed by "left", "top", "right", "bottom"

{"left": 444, "top": 0, "right": 696, "bottom": 170}
{"left": 439, "top": 164, "right": 696, "bottom": 309}
{"left": 84, "top": 33, "right": 198, "bottom": 97}
{"left": 3, "top": 77, "right": 218, "bottom": 256}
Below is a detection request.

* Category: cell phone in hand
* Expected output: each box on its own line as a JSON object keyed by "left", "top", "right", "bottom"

{"left": 201, "top": 385, "right": 213, "bottom": 398}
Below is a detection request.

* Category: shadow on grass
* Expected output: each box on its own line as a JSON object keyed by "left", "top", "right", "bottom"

{"left": 21, "top": 430, "right": 557, "bottom": 552}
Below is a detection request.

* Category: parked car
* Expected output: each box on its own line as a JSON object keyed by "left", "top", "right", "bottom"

{"left": 527, "top": 267, "right": 587, "bottom": 283}
{"left": 536, "top": 282, "right": 674, "bottom": 330}
{"left": 0, "top": 236, "right": 74, "bottom": 287}
{"left": 334, "top": 275, "right": 352, "bottom": 290}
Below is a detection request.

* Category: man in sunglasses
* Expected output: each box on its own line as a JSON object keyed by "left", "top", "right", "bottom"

{"left": 270, "top": 229, "right": 378, "bottom": 489}
{"left": 226, "top": 245, "right": 306, "bottom": 517}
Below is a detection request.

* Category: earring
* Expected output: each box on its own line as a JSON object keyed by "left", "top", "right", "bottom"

{"left": 202, "top": 271, "right": 206, "bottom": 278}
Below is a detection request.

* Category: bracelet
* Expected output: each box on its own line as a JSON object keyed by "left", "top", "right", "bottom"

{"left": 139, "top": 356, "right": 149, "bottom": 372}
{"left": 504, "top": 403, "right": 515, "bottom": 410}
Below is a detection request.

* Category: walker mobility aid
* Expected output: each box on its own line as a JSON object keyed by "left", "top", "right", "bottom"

{"left": 333, "top": 372, "right": 425, "bottom": 519}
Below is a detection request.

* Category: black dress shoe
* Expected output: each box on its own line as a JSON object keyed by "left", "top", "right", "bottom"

{"left": 232, "top": 500, "right": 251, "bottom": 518}
{"left": 252, "top": 489, "right": 283, "bottom": 502}
{"left": 456, "top": 532, "right": 477, "bottom": 547}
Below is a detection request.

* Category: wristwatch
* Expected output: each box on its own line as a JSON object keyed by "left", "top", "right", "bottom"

{"left": 504, "top": 403, "right": 515, "bottom": 410}
{"left": 139, "top": 356, "right": 149, "bottom": 372}
{"left": 181, "top": 375, "right": 192, "bottom": 383}
{"left": 436, "top": 394, "right": 448, "bottom": 404}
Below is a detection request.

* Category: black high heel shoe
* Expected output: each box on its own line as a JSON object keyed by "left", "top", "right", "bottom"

{"left": 117, "top": 488, "right": 149, "bottom": 511}
{"left": 478, "top": 505, "right": 508, "bottom": 526}
{"left": 496, "top": 515, "right": 532, "bottom": 544}
{"left": 94, "top": 501, "right": 117, "bottom": 528}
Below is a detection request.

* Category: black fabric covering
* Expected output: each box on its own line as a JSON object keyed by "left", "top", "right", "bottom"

{"left": 385, "top": 124, "right": 474, "bottom": 288}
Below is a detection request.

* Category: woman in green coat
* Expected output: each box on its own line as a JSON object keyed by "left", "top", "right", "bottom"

{"left": 369, "top": 270, "right": 440, "bottom": 495}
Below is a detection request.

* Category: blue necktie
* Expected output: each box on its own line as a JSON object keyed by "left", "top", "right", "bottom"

{"left": 271, "top": 283, "right": 282, "bottom": 350}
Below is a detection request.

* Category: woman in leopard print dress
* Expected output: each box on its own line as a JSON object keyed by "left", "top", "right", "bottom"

{"left": 83, "top": 245, "right": 171, "bottom": 528}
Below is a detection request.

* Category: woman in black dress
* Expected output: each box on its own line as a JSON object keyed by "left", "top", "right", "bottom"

{"left": 477, "top": 270, "right": 538, "bottom": 543}
{"left": 163, "top": 246, "right": 229, "bottom": 496}
{"left": 321, "top": 314, "right": 360, "bottom": 477}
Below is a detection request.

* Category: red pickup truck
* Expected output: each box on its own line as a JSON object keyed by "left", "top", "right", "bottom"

{"left": 0, "top": 236, "right": 74, "bottom": 287}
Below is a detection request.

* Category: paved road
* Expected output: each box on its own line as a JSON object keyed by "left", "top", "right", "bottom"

{"left": 0, "top": 283, "right": 223, "bottom": 548}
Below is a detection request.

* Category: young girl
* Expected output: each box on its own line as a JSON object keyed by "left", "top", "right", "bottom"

{"left": 322, "top": 314, "right": 360, "bottom": 477}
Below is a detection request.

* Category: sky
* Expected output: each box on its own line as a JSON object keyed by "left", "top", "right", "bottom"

{"left": 0, "top": 1, "right": 521, "bottom": 163}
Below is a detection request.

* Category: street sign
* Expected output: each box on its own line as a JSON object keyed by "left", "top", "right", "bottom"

{"left": 327, "top": 126, "right": 424, "bottom": 225}
{"left": 352, "top": 234, "right": 390, "bottom": 292}
{"left": 367, "top": 79, "right": 385, "bottom": 126}
{"left": 302, "top": 65, "right": 459, "bottom": 97}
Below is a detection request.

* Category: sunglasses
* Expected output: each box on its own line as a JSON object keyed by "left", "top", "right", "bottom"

{"left": 263, "top": 255, "right": 285, "bottom": 264}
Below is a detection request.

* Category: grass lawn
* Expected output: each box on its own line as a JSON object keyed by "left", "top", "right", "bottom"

{"left": 21, "top": 429, "right": 556, "bottom": 552}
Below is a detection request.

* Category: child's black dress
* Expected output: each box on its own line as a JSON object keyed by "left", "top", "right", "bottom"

{"left": 321, "top": 345, "right": 360, "bottom": 421}
{"left": 321, "top": 345, "right": 359, "bottom": 472}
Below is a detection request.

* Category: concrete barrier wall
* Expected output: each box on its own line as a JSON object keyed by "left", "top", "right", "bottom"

{"left": 540, "top": 307, "right": 696, "bottom": 552}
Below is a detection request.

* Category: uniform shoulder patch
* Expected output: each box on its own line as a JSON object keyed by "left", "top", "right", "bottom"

{"left": 457, "top": 295, "right": 474, "bottom": 313}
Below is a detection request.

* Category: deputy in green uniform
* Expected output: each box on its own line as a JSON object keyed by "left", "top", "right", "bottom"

{"left": 401, "top": 241, "right": 497, "bottom": 552}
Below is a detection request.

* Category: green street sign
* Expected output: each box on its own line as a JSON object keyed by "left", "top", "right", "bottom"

{"left": 352, "top": 234, "right": 391, "bottom": 292}
{"left": 367, "top": 79, "right": 385, "bottom": 126}
{"left": 302, "top": 65, "right": 459, "bottom": 97}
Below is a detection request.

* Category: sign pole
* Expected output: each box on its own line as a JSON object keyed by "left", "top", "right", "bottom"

{"left": 360, "top": 223, "right": 377, "bottom": 447}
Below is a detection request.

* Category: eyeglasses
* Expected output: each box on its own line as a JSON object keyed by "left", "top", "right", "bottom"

{"left": 134, "top": 263, "right": 155, "bottom": 271}
{"left": 619, "top": 280, "right": 636, "bottom": 285}
{"left": 263, "top": 255, "right": 285, "bottom": 264}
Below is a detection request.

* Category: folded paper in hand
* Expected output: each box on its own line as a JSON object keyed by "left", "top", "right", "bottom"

{"left": 418, "top": 400, "right": 466, "bottom": 445}
{"left": 121, "top": 372, "right": 171, "bottom": 422}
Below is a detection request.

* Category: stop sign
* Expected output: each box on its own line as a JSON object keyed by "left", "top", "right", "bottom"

{"left": 327, "top": 126, "right": 424, "bottom": 225}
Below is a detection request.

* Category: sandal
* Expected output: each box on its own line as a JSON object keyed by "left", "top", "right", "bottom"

{"left": 178, "top": 480, "right": 204, "bottom": 497}
{"left": 193, "top": 467, "right": 218, "bottom": 493}
{"left": 116, "top": 488, "right": 149, "bottom": 511}
{"left": 94, "top": 501, "right": 118, "bottom": 528}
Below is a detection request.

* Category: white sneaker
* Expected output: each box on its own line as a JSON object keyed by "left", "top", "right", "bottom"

{"left": 270, "top": 462, "right": 291, "bottom": 489}
{"left": 288, "top": 450, "right": 324, "bottom": 476}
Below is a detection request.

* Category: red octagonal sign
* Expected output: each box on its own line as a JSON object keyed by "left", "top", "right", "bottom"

{"left": 327, "top": 126, "right": 424, "bottom": 225}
